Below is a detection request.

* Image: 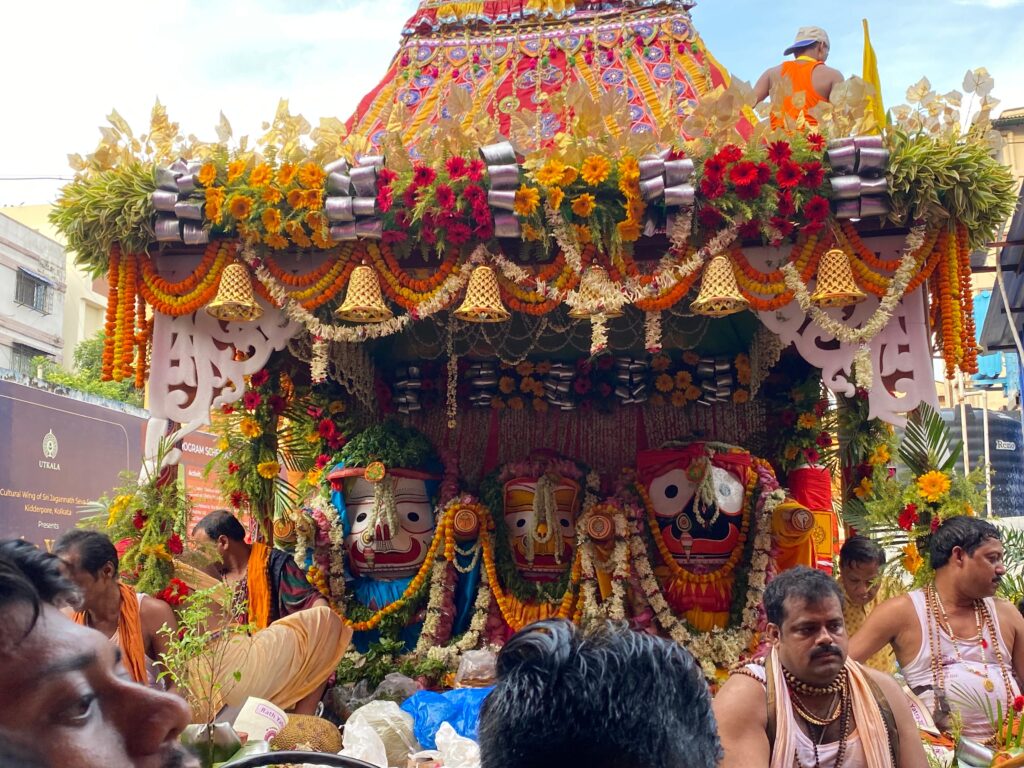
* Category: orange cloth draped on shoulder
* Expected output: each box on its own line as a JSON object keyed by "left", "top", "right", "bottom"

{"left": 773, "top": 57, "right": 825, "bottom": 126}
{"left": 246, "top": 541, "right": 273, "bottom": 629}
{"left": 72, "top": 582, "right": 148, "bottom": 685}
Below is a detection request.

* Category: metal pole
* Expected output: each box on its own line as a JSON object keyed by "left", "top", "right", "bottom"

{"left": 959, "top": 373, "right": 971, "bottom": 475}
{"left": 982, "top": 389, "right": 992, "bottom": 517}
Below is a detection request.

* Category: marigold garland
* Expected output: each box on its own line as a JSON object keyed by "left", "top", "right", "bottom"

{"left": 102, "top": 246, "right": 120, "bottom": 380}
{"left": 137, "top": 241, "right": 232, "bottom": 315}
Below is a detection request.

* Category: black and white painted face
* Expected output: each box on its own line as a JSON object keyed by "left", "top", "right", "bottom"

{"left": 344, "top": 476, "right": 435, "bottom": 578}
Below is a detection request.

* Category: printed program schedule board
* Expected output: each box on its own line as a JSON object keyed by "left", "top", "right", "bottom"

{"left": 0, "top": 380, "right": 144, "bottom": 550}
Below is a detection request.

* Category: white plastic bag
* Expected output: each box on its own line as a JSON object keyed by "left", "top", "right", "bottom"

{"left": 340, "top": 714, "right": 389, "bottom": 768}
{"left": 435, "top": 721, "right": 480, "bottom": 768}
{"left": 344, "top": 700, "right": 419, "bottom": 767}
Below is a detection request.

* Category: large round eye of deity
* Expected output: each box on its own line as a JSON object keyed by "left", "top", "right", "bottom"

{"left": 648, "top": 468, "right": 697, "bottom": 518}
{"left": 343, "top": 475, "right": 435, "bottom": 578}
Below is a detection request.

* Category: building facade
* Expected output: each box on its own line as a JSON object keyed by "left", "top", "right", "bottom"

{"left": 0, "top": 212, "right": 65, "bottom": 375}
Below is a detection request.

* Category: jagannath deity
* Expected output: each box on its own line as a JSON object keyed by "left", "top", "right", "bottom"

{"left": 326, "top": 422, "right": 443, "bottom": 649}
{"left": 635, "top": 442, "right": 812, "bottom": 631}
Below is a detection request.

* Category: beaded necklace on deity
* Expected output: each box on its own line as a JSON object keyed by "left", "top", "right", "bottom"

{"left": 925, "top": 585, "right": 1015, "bottom": 711}
{"left": 785, "top": 666, "right": 852, "bottom": 768}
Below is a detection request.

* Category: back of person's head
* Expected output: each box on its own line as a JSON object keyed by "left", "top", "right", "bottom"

{"left": 193, "top": 509, "right": 246, "bottom": 542}
{"left": 0, "top": 540, "right": 77, "bottom": 647}
{"left": 839, "top": 535, "right": 886, "bottom": 571}
{"left": 478, "top": 619, "right": 721, "bottom": 768}
{"left": 54, "top": 529, "right": 119, "bottom": 576}
{"left": 764, "top": 565, "right": 843, "bottom": 627}
{"left": 929, "top": 516, "right": 1001, "bottom": 569}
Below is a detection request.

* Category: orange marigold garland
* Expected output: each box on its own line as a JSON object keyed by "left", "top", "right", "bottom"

{"left": 958, "top": 222, "right": 979, "bottom": 375}
{"left": 102, "top": 246, "right": 120, "bottom": 381}
{"left": 138, "top": 241, "right": 232, "bottom": 315}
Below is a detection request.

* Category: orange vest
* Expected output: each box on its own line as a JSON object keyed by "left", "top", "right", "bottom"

{"left": 773, "top": 57, "right": 825, "bottom": 127}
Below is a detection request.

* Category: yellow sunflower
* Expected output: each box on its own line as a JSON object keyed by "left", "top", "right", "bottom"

{"left": 532, "top": 397, "right": 549, "bottom": 413}
{"left": 674, "top": 371, "right": 693, "bottom": 389}
{"left": 902, "top": 542, "right": 923, "bottom": 575}
{"left": 265, "top": 232, "right": 291, "bottom": 250}
{"left": 733, "top": 389, "right": 750, "bottom": 404}
{"left": 683, "top": 351, "right": 700, "bottom": 365}
{"left": 262, "top": 186, "right": 283, "bottom": 204}
{"left": 249, "top": 164, "right": 272, "bottom": 188}
{"left": 650, "top": 354, "right": 671, "bottom": 371}
{"left": 573, "top": 224, "right": 593, "bottom": 244}
{"left": 655, "top": 373, "right": 674, "bottom": 393}
{"left": 508, "top": 396, "right": 525, "bottom": 410}
{"left": 514, "top": 185, "right": 541, "bottom": 216}
{"left": 499, "top": 376, "right": 516, "bottom": 394}
{"left": 916, "top": 471, "right": 951, "bottom": 503}
{"left": 784, "top": 445, "right": 799, "bottom": 461}
{"left": 617, "top": 220, "right": 641, "bottom": 242}
{"left": 536, "top": 159, "right": 568, "bottom": 187}
{"left": 328, "top": 400, "right": 346, "bottom": 414}
{"left": 516, "top": 361, "right": 535, "bottom": 376}
{"left": 228, "top": 195, "right": 254, "bottom": 220}
{"left": 227, "top": 159, "right": 247, "bottom": 183}
{"left": 685, "top": 385, "right": 702, "bottom": 401}
{"left": 618, "top": 156, "right": 640, "bottom": 183}
{"left": 297, "top": 162, "right": 327, "bottom": 189}
{"left": 571, "top": 194, "right": 596, "bottom": 217}
{"left": 261, "top": 208, "right": 283, "bottom": 233}
{"left": 547, "top": 186, "right": 565, "bottom": 210}
{"left": 257, "top": 460, "right": 281, "bottom": 479}
{"left": 535, "top": 361, "right": 552, "bottom": 375}
{"left": 580, "top": 155, "right": 612, "bottom": 185}
{"left": 198, "top": 162, "right": 218, "bottom": 187}
{"left": 522, "top": 223, "right": 543, "bottom": 242}
{"left": 277, "top": 163, "right": 298, "bottom": 186}
{"left": 560, "top": 166, "right": 579, "bottom": 186}
{"left": 671, "top": 390, "right": 688, "bottom": 407}
{"left": 240, "top": 418, "right": 262, "bottom": 438}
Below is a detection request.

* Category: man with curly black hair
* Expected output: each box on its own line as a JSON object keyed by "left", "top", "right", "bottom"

{"left": 0, "top": 538, "right": 197, "bottom": 768}
{"left": 478, "top": 618, "right": 721, "bottom": 768}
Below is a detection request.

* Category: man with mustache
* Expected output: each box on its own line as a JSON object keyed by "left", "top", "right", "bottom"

{"left": 0, "top": 538, "right": 198, "bottom": 768}
{"left": 850, "top": 517, "right": 1024, "bottom": 743}
{"left": 715, "top": 566, "right": 926, "bottom": 768}
{"left": 189, "top": 510, "right": 350, "bottom": 716}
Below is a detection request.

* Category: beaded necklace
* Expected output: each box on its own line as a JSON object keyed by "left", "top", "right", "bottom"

{"left": 925, "top": 585, "right": 1015, "bottom": 715}
{"left": 791, "top": 680, "right": 852, "bottom": 768}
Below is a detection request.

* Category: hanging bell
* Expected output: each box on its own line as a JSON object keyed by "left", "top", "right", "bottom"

{"left": 690, "top": 255, "right": 750, "bottom": 317}
{"left": 810, "top": 248, "right": 867, "bottom": 308}
{"left": 206, "top": 262, "right": 263, "bottom": 322}
{"left": 453, "top": 265, "right": 510, "bottom": 323}
{"left": 567, "top": 265, "right": 625, "bottom": 319}
{"left": 334, "top": 265, "right": 393, "bottom": 323}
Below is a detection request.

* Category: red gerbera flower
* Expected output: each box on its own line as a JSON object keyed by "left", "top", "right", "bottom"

{"left": 318, "top": 418, "right": 337, "bottom": 439}
{"left": 474, "top": 222, "right": 495, "bottom": 240}
{"left": 467, "top": 159, "right": 485, "bottom": 181}
{"left": 446, "top": 156, "right": 468, "bottom": 179}
{"left": 702, "top": 155, "right": 727, "bottom": 179}
{"left": 377, "top": 186, "right": 394, "bottom": 214}
{"left": 735, "top": 181, "right": 761, "bottom": 201}
{"left": 738, "top": 219, "right": 762, "bottom": 240}
{"left": 377, "top": 167, "right": 398, "bottom": 186}
{"left": 1013, "top": 695, "right": 1024, "bottom": 713}
{"left": 330, "top": 479, "right": 344, "bottom": 492}
{"left": 315, "top": 454, "right": 331, "bottom": 469}
{"left": 446, "top": 221, "right": 472, "bottom": 245}
{"left": 776, "top": 160, "right": 803, "bottom": 189}
{"left": 132, "top": 511, "right": 146, "bottom": 530}
{"left": 756, "top": 162, "right": 772, "bottom": 184}
{"left": 816, "top": 431, "right": 832, "bottom": 447}
{"left": 770, "top": 216, "right": 795, "bottom": 237}
{"left": 931, "top": 516, "right": 941, "bottom": 533}
{"left": 699, "top": 176, "right": 725, "bottom": 200}
{"left": 767, "top": 140, "right": 792, "bottom": 165}
{"left": 801, "top": 161, "right": 825, "bottom": 189}
{"left": 230, "top": 490, "right": 246, "bottom": 508}
{"left": 803, "top": 448, "right": 820, "bottom": 464}
{"left": 898, "top": 503, "right": 919, "bottom": 531}
{"left": 435, "top": 183, "right": 456, "bottom": 210}
{"left": 242, "top": 391, "right": 262, "bottom": 410}
{"left": 228, "top": 461, "right": 240, "bottom": 474}
{"left": 698, "top": 206, "right": 725, "bottom": 229}
{"left": 775, "top": 190, "right": 795, "bottom": 217}
{"left": 394, "top": 210, "right": 411, "bottom": 229}
{"left": 802, "top": 195, "right": 830, "bottom": 222}
{"left": 221, "top": 403, "right": 234, "bottom": 415}
{"left": 167, "top": 534, "right": 183, "bottom": 556}
{"left": 807, "top": 133, "right": 826, "bottom": 151}
{"left": 729, "top": 161, "right": 759, "bottom": 187}
{"left": 719, "top": 144, "right": 743, "bottom": 163}
{"left": 402, "top": 186, "right": 420, "bottom": 209}
{"left": 412, "top": 164, "right": 437, "bottom": 187}
{"left": 462, "top": 184, "right": 486, "bottom": 205}
{"left": 471, "top": 202, "right": 492, "bottom": 226}
{"left": 573, "top": 377, "right": 592, "bottom": 395}
{"left": 382, "top": 229, "right": 408, "bottom": 245}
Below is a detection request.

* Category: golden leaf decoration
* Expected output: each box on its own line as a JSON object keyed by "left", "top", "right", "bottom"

{"left": 215, "top": 112, "right": 233, "bottom": 145}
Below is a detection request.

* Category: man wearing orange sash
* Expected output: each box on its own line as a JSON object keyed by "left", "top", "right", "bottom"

{"left": 56, "top": 530, "right": 177, "bottom": 689}
{"left": 191, "top": 510, "right": 349, "bottom": 715}
{"left": 754, "top": 26, "right": 844, "bottom": 126}
{"left": 714, "top": 567, "right": 926, "bottom": 768}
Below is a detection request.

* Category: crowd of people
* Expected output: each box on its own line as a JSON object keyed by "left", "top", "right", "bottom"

{"left": 1, "top": 511, "right": 1020, "bottom": 768}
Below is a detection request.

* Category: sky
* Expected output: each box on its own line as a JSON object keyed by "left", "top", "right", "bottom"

{"left": 1, "top": 0, "right": 1022, "bottom": 207}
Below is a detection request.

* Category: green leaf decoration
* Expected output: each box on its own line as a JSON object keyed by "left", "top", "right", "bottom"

{"left": 898, "top": 403, "right": 962, "bottom": 476}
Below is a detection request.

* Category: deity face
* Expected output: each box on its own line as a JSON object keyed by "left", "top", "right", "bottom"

{"left": 639, "top": 446, "right": 750, "bottom": 574}
{"left": 503, "top": 474, "right": 580, "bottom": 581}
{"left": 343, "top": 476, "right": 435, "bottom": 578}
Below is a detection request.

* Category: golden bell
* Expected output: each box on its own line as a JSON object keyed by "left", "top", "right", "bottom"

{"left": 335, "top": 265, "right": 393, "bottom": 323}
{"left": 568, "top": 265, "right": 625, "bottom": 319}
{"left": 690, "top": 255, "right": 750, "bottom": 317}
{"left": 810, "top": 248, "right": 867, "bottom": 308}
{"left": 454, "top": 265, "right": 510, "bottom": 323}
{"left": 206, "top": 262, "right": 263, "bottom": 322}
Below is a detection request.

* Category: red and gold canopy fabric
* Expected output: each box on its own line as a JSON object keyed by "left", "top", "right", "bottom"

{"left": 346, "top": 0, "right": 737, "bottom": 153}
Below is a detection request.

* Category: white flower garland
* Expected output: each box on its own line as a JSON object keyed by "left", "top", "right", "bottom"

{"left": 628, "top": 484, "right": 782, "bottom": 678}
{"left": 311, "top": 337, "right": 328, "bottom": 384}
{"left": 577, "top": 504, "right": 631, "bottom": 622}
{"left": 242, "top": 244, "right": 486, "bottom": 343}
{"left": 644, "top": 311, "right": 663, "bottom": 354}
{"left": 590, "top": 315, "right": 609, "bottom": 356}
{"left": 780, "top": 226, "right": 926, "bottom": 386}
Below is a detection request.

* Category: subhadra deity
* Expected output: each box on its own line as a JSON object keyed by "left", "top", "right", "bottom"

{"left": 635, "top": 442, "right": 813, "bottom": 631}
{"left": 327, "top": 423, "right": 443, "bottom": 650}
{"left": 478, "top": 451, "right": 594, "bottom": 641}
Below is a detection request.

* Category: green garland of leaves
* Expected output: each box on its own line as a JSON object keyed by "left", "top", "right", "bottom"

{"left": 337, "top": 420, "right": 437, "bottom": 471}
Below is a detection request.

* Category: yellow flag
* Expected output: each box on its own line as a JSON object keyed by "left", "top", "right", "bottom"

{"left": 862, "top": 19, "right": 886, "bottom": 132}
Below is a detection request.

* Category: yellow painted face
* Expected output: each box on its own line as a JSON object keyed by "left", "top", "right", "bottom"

{"left": 503, "top": 476, "right": 580, "bottom": 581}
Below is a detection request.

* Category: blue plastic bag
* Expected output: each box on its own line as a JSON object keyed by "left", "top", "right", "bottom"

{"left": 400, "top": 687, "right": 493, "bottom": 749}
